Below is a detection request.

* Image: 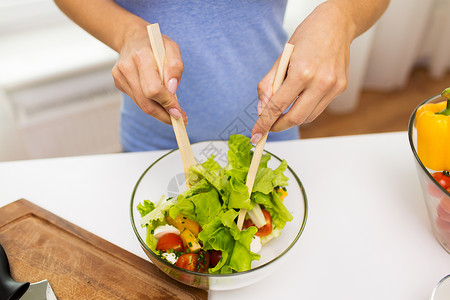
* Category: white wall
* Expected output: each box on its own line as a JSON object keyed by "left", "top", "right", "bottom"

{"left": 284, "top": 0, "right": 450, "bottom": 110}
{"left": 363, "top": 0, "right": 435, "bottom": 90}
{"left": 0, "top": 0, "right": 121, "bottom": 161}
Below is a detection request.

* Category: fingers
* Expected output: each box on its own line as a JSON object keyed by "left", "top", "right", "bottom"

{"left": 111, "top": 32, "right": 187, "bottom": 125}
{"left": 257, "top": 60, "right": 277, "bottom": 116}
{"left": 251, "top": 68, "right": 306, "bottom": 140}
{"left": 163, "top": 36, "right": 184, "bottom": 94}
{"left": 251, "top": 1, "right": 355, "bottom": 142}
{"left": 252, "top": 64, "right": 348, "bottom": 140}
{"left": 132, "top": 45, "right": 184, "bottom": 119}
{"left": 112, "top": 63, "right": 133, "bottom": 96}
{"left": 271, "top": 71, "right": 347, "bottom": 132}
{"left": 113, "top": 60, "right": 173, "bottom": 124}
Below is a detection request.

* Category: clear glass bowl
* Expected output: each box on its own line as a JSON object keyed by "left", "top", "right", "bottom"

{"left": 130, "top": 140, "right": 308, "bottom": 290}
{"left": 408, "top": 95, "right": 450, "bottom": 253}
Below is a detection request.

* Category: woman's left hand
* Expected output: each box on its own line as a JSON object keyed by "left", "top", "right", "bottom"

{"left": 251, "top": 1, "right": 355, "bottom": 143}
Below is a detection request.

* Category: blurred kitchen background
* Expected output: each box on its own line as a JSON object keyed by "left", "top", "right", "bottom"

{"left": 0, "top": 0, "right": 449, "bottom": 162}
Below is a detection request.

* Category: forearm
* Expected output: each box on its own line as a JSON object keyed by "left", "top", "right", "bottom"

{"left": 54, "top": 0, "right": 148, "bottom": 52}
{"left": 326, "top": 0, "right": 390, "bottom": 39}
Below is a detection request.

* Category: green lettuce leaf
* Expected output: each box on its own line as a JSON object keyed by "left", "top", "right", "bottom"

{"left": 198, "top": 214, "right": 234, "bottom": 273}
{"left": 253, "top": 159, "right": 289, "bottom": 194}
{"left": 141, "top": 134, "right": 293, "bottom": 274}
{"left": 270, "top": 190, "right": 293, "bottom": 228}
{"left": 169, "top": 179, "right": 222, "bottom": 227}
{"left": 198, "top": 210, "right": 259, "bottom": 274}
{"left": 225, "top": 175, "right": 252, "bottom": 210}
{"left": 228, "top": 226, "right": 260, "bottom": 272}
{"left": 138, "top": 197, "right": 174, "bottom": 250}
{"left": 227, "top": 134, "right": 252, "bottom": 171}
{"left": 252, "top": 189, "right": 293, "bottom": 231}
{"left": 273, "top": 159, "right": 289, "bottom": 187}
{"left": 137, "top": 200, "right": 155, "bottom": 217}
{"left": 140, "top": 196, "right": 175, "bottom": 227}
{"left": 189, "top": 155, "right": 224, "bottom": 191}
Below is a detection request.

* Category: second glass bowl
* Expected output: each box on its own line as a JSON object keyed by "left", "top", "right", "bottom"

{"left": 408, "top": 94, "right": 450, "bottom": 253}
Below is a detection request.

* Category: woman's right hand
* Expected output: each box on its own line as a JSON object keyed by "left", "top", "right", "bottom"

{"left": 112, "top": 23, "right": 186, "bottom": 125}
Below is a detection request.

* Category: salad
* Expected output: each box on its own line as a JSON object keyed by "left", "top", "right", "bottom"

{"left": 137, "top": 134, "right": 293, "bottom": 274}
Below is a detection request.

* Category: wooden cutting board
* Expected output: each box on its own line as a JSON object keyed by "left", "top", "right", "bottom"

{"left": 0, "top": 199, "right": 208, "bottom": 299}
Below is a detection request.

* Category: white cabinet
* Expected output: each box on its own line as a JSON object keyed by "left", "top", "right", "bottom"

{"left": 0, "top": 0, "right": 122, "bottom": 161}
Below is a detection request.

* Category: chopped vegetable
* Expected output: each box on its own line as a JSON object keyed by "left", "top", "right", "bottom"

{"left": 275, "top": 187, "right": 288, "bottom": 201}
{"left": 176, "top": 251, "right": 210, "bottom": 273}
{"left": 137, "top": 134, "right": 292, "bottom": 273}
{"left": 244, "top": 209, "right": 273, "bottom": 237}
{"left": 180, "top": 229, "right": 202, "bottom": 252}
{"left": 156, "top": 233, "right": 184, "bottom": 252}
{"left": 140, "top": 195, "right": 175, "bottom": 227}
{"left": 416, "top": 87, "right": 450, "bottom": 171}
{"left": 433, "top": 171, "right": 450, "bottom": 190}
{"left": 166, "top": 214, "right": 201, "bottom": 236}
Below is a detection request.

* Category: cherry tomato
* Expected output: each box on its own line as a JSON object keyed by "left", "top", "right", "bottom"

{"left": 156, "top": 233, "right": 184, "bottom": 252}
{"left": 209, "top": 250, "right": 222, "bottom": 267}
{"left": 436, "top": 216, "right": 450, "bottom": 232}
{"left": 441, "top": 194, "right": 450, "bottom": 213}
{"left": 437, "top": 204, "right": 450, "bottom": 222}
{"left": 433, "top": 171, "right": 450, "bottom": 190}
{"left": 176, "top": 250, "right": 209, "bottom": 273}
{"left": 243, "top": 209, "right": 273, "bottom": 237}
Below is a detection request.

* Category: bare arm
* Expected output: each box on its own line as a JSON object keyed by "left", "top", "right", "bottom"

{"left": 252, "top": 0, "right": 390, "bottom": 143}
{"left": 55, "top": 0, "right": 143, "bottom": 51}
{"left": 54, "top": 0, "right": 186, "bottom": 124}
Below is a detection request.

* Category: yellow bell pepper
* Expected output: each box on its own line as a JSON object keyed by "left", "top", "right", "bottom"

{"left": 275, "top": 187, "right": 288, "bottom": 202}
{"left": 166, "top": 213, "right": 201, "bottom": 236}
{"left": 180, "top": 229, "right": 202, "bottom": 252}
{"left": 416, "top": 87, "right": 450, "bottom": 171}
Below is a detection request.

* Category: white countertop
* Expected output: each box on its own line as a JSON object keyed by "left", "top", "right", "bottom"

{"left": 0, "top": 131, "right": 448, "bottom": 299}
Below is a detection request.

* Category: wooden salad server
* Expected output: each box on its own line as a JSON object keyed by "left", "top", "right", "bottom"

{"left": 147, "top": 24, "right": 197, "bottom": 185}
{"left": 237, "top": 43, "right": 295, "bottom": 230}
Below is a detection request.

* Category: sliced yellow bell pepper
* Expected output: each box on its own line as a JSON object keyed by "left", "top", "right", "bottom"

{"left": 180, "top": 229, "right": 202, "bottom": 252}
{"left": 275, "top": 187, "right": 288, "bottom": 202}
{"left": 166, "top": 214, "right": 201, "bottom": 237}
{"left": 416, "top": 87, "right": 450, "bottom": 171}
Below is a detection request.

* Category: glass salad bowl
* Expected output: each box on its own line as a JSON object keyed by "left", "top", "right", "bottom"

{"left": 408, "top": 94, "right": 450, "bottom": 253}
{"left": 130, "top": 140, "right": 308, "bottom": 290}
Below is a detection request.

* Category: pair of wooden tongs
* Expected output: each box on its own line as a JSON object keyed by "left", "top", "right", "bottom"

{"left": 147, "top": 24, "right": 197, "bottom": 185}
{"left": 237, "top": 43, "right": 295, "bottom": 230}
{"left": 148, "top": 23, "right": 294, "bottom": 213}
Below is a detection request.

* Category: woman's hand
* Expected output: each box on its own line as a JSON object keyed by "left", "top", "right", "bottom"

{"left": 112, "top": 23, "right": 187, "bottom": 125}
{"left": 251, "top": 1, "right": 355, "bottom": 143}
{"left": 53, "top": 0, "right": 186, "bottom": 124}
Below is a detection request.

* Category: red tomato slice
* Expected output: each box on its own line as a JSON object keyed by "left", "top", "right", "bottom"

{"left": 243, "top": 209, "right": 273, "bottom": 237}
{"left": 176, "top": 250, "right": 209, "bottom": 273}
{"left": 156, "top": 233, "right": 184, "bottom": 252}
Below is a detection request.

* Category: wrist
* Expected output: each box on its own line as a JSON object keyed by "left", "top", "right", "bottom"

{"left": 114, "top": 17, "right": 150, "bottom": 52}
{"left": 319, "top": 1, "right": 358, "bottom": 41}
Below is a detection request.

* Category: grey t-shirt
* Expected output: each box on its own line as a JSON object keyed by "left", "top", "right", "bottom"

{"left": 116, "top": 0, "right": 299, "bottom": 151}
